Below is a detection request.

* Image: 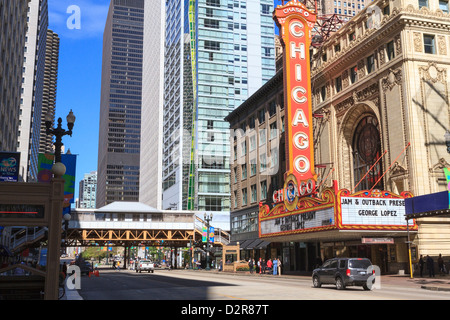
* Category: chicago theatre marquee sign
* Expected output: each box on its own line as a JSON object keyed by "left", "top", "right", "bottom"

{"left": 258, "top": 1, "right": 417, "bottom": 239}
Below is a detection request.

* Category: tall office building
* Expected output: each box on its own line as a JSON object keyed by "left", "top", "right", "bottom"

{"left": 78, "top": 171, "right": 97, "bottom": 209}
{"left": 139, "top": 0, "right": 165, "bottom": 209}
{"left": 0, "top": 1, "right": 29, "bottom": 154}
{"left": 17, "top": 0, "right": 48, "bottom": 181}
{"left": 40, "top": 29, "right": 60, "bottom": 155}
{"left": 318, "top": 0, "right": 373, "bottom": 18}
{"left": 141, "top": 0, "right": 276, "bottom": 230}
{"left": 97, "top": 0, "right": 144, "bottom": 207}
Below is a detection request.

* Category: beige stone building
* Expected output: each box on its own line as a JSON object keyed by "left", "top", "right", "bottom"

{"left": 311, "top": 0, "right": 450, "bottom": 258}
{"left": 227, "top": 0, "right": 450, "bottom": 273}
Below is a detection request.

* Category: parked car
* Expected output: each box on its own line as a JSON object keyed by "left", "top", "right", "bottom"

{"left": 136, "top": 260, "right": 155, "bottom": 273}
{"left": 312, "top": 258, "right": 375, "bottom": 290}
{"left": 78, "top": 261, "right": 93, "bottom": 276}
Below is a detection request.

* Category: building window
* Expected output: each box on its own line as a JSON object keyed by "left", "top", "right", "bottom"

{"left": 348, "top": 32, "right": 355, "bottom": 42}
{"left": 259, "top": 153, "right": 267, "bottom": 172}
{"left": 366, "top": 55, "right": 375, "bottom": 74}
{"left": 260, "top": 180, "right": 267, "bottom": 200}
{"left": 418, "top": 0, "right": 428, "bottom": 8}
{"left": 250, "top": 159, "right": 257, "bottom": 176}
{"left": 439, "top": 0, "right": 449, "bottom": 12}
{"left": 352, "top": 115, "right": 383, "bottom": 192}
{"left": 321, "top": 85, "right": 326, "bottom": 101}
{"left": 270, "top": 122, "right": 277, "bottom": 140}
{"left": 242, "top": 188, "right": 248, "bottom": 206}
{"left": 334, "top": 43, "right": 341, "bottom": 53}
{"left": 258, "top": 109, "right": 265, "bottom": 124}
{"left": 386, "top": 40, "right": 395, "bottom": 60}
{"left": 335, "top": 76, "right": 342, "bottom": 93}
{"left": 350, "top": 65, "right": 358, "bottom": 83}
{"left": 242, "top": 164, "right": 247, "bottom": 180}
{"left": 251, "top": 184, "right": 257, "bottom": 203}
{"left": 423, "top": 34, "right": 435, "bottom": 54}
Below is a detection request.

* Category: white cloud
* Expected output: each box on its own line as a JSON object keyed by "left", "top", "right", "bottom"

{"left": 48, "top": 0, "right": 110, "bottom": 39}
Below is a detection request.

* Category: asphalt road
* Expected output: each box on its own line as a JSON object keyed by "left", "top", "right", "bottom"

{"left": 77, "top": 268, "right": 450, "bottom": 301}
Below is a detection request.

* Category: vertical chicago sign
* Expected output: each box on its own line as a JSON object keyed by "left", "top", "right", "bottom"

{"left": 274, "top": 1, "right": 317, "bottom": 210}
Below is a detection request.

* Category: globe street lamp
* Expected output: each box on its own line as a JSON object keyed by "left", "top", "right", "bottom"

{"left": 204, "top": 213, "right": 213, "bottom": 271}
{"left": 45, "top": 109, "right": 76, "bottom": 164}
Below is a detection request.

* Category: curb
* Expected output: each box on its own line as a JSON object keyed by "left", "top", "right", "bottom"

{"left": 421, "top": 285, "right": 450, "bottom": 292}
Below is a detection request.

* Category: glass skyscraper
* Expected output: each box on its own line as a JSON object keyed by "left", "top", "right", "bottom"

{"left": 97, "top": 0, "right": 144, "bottom": 207}
{"left": 160, "top": 0, "right": 276, "bottom": 230}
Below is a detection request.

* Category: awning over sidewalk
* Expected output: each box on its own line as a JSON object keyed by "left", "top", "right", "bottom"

{"left": 246, "top": 239, "right": 271, "bottom": 250}
{"left": 228, "top": 239, "right": 271, "bottom": 250}
{"left": 405, "top": 191, "right": 450, "bottom": 219}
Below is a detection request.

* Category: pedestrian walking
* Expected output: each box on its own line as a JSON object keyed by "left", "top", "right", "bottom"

{"left": 62, "top": 262, "right": 67, "bottom": 278}
{"left": 438, "top": 254, "right": 445, "bottom": 274}
{"left": 419, "top": 255, "right": 424, "bottom": 277}
{"left": 426, "top": 255, "right": 435, "bottom": 277}
{"left": 248, "top": 258, "right": 254, "bottom": 274}
{"left": 116, "top": 260, "right": 121, "bottom": 271}
{"left": 258, "top": 258, "right": 262, "bottom": 274}
{"left": 277, "top": 258, "right": 281, "bottom": 276}
{"left": 273, "top": 258, "right": 278, "bottom": 275}
{"left": 266, "top": 258, "right": 272, "bottom": 274}
{"left": 262, "top": 259, "right": 266, "bottom": 274}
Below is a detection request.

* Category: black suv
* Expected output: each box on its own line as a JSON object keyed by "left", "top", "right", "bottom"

{"left": 312, "top": 258, "right": 375, "bottom": 290}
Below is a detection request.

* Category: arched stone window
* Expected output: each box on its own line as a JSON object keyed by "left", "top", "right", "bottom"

{"left": 352, "top": 115, "right": 383, "bottom": 191}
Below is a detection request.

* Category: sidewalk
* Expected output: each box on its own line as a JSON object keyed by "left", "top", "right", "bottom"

{"left": 62, "top": 268, "right": 450, "bottom": 300}
{"left": 382, "top": 273, "right": 450, "bottom": 292}
{"left": 189, "top": 268, "right": 450, "bottom": 292}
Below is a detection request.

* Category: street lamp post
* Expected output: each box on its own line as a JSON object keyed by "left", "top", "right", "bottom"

{"left": 445, "top": 131, "right": 450, "bottom": 154}
{"left": 45, "top": 110, "right": 76, "bottom": 164}
{"left": 204, "top": 213, "right": 213, "bottom": 271}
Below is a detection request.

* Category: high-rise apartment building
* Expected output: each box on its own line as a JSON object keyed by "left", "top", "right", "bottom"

{"left": 17, "top": 0, "right": 48, "bottom": 181}
{"left": 97, "top": 0, "right": 144, "bottom": 208}
{"left": 139, "top": 0, "right": 165, "bottom": 210}
{"left": 141, "top": 0, "right": 276, "bottom": 230}
{"left": 318, "top": 0, "right": 373, "bottom": 18}
{"left": 0, "top": 1, "right": 29, "bottom": 154}
{"left": 79, "top": 171, "right": 97, "bottom": 209}
{"left": 40, "top": 29, "right": 60, "bottom": 155}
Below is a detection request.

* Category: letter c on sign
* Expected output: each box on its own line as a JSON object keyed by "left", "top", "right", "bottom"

{"left": 292, "top": 87, "right": 307, "bottom": 104}
{"left": 289, "top": 21, "right": 304, "bottom": 37}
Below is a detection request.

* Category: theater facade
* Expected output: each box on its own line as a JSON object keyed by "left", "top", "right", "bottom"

{"left": 226, "top": 0, "right": 450, "bottom": 274}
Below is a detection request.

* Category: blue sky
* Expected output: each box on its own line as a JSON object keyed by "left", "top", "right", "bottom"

{"left": 48, "top": 0, "right": 283, "bottom": 201}
{"left": 48, "top": 0, "right": 110, "bottom": 199}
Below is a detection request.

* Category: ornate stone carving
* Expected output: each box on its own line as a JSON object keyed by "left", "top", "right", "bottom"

{"left": 437, "top": 35, "right": 447, "bottom": 55}
{"left": 358, "top": 60, "right": 365, "bottom": 79}
{"left": 355, "top": 83, "right": 380, "bottom": 102}
{"left": 430, "top": 158, "right": 450, "bottom": 173}
{"left": 390, "top": 161, "right": 408, "bottom": 177}
{"left": 342, "top": 70, "right": 349, "bottom": 88}
{"left": 378, "top": 45, "right": 385, "bottom": 66}
{"left": 395, "top": 34, "right": 402, "bottom": 56}
{"left": 413, "top": 32, "right": 422, "bottom": 52}
{"left": 419, "top": 62, "right": 447, "bottom": 84}
{"left": 382, "top": 68, "right": 403, "bottom": 91}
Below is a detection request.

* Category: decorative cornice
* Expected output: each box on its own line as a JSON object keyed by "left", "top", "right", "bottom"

{"left": 312, "top": 3, "right": 450, "bottom": 78}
